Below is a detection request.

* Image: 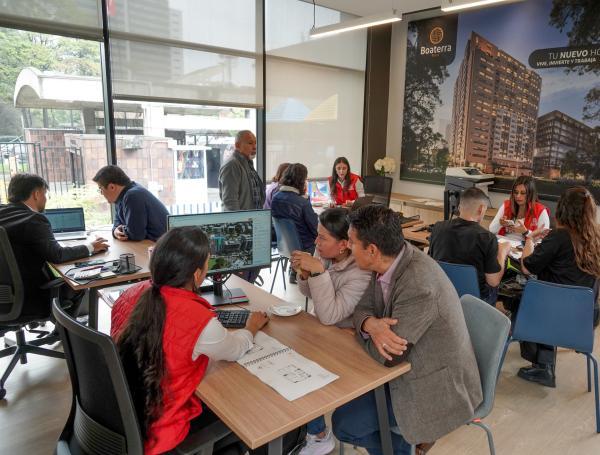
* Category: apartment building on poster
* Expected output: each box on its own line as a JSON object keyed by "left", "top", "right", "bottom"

{"left": 533, "top": 110, "right": 594, "bottom": 179}
{"left": 450, "top": 32, "right": 542, "bottom": 176}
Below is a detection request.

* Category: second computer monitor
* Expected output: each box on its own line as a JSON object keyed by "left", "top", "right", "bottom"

{"left": 167, "top": 209, "right": 272, "bottom": 276}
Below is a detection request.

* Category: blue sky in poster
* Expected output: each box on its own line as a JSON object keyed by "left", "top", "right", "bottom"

{"left": 427, "top": 0, "right": 599, "bottom": 135}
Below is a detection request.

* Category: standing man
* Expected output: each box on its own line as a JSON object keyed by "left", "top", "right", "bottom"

{"left": 219, "top": 130, "right": 265, "bottom": 211}
{"left": 93, "top": 165, "right": 169, "bottom": 242}
{"left": 428, "top": 187, "right": 511, "bottom": 305}
{"left": 0, "top": 174, "right": 108, "bottom": 319}
{"left": 332, "top": 205, "right": 482, "bottom": 455}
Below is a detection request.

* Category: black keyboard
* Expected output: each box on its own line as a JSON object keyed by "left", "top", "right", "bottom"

{"left": 216, "top": 310, "right": 250, "bottom": 328}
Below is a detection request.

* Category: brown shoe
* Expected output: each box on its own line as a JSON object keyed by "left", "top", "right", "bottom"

{"left": 415, "top": 441, "right": 436, "bottom": 455}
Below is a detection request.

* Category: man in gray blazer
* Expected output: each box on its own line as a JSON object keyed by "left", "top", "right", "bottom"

{"left": 218, "top": 130, "right": 265, "bottom": 211}
{"left": 332, "top": 205, "right": 482, "bottom": 455}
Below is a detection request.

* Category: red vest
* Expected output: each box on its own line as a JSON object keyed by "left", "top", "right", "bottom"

{"left": 111, "top": 282, "right": 215, "bottom": 455}
{"left": 498, "top": 200, "right": 548, "bottom": 236}
{"left": 330, "top": 173, "right": 361, "bottom": 205}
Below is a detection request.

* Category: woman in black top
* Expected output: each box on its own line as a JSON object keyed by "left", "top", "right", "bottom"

{"left": 518, "top": 187, "right": 600, "bottom": 387}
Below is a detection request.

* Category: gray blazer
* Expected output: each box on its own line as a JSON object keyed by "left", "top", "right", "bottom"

{"left": 218, "top": 151, "right": 265, "bottom": 211}
{"left": 353, "top": 242, "right": 483, "bottom": 444}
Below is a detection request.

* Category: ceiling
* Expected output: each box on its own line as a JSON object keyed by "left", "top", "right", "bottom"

{"left": 304, "top": 0, "right": 443, "bottom": 17}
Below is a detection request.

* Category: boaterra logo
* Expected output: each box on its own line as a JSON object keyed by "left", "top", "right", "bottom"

{"left": 430, "top": 27, "right": 444, "bottom": 45}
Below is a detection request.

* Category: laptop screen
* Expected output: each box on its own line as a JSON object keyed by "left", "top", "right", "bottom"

{"left": 44, "top": 208, "right": 86, "bottom": 233}
{"left": 307, "top": 179, "right": 330, "bottom": 204}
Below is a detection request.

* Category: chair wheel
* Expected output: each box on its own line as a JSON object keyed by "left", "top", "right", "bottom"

{"left": 0, "top": 388, "right": 6, "bottom": 400}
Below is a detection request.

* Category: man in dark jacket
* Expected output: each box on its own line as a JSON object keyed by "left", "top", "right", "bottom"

{"left": 93, "top": 165, "right": 169, "bottom": 241}
{"left": 0, "top": 174, "right": 108, "bottom": 319}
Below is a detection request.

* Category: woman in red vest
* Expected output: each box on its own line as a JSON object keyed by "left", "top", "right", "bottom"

{"left": 489, "top": 176, "right": 550, "bottom": 242}
{"left": 328, "top": 157, "right": 364, "bottom": 206}
{"left": 111, "top": 226, "right": 268, "bottom": 455}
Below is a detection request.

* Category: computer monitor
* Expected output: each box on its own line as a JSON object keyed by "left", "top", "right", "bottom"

{"left": 167, "top": 209, "right": 272, "bottom": 305}
{"left": 307, "top": 179, "right": 331, "bottom": 205}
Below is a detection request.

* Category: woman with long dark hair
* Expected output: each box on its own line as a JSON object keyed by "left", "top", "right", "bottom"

{"left": 328, "top": 157, "right": 364, "bottom": 206}
{"left": 111, "top": 226, "right": 268, "bottom": 454}
{"left": 489, "top": 175, "right": 550, "bottom": 241}
{"left": 518, "top": 187, "right": 600, "bottom": 387}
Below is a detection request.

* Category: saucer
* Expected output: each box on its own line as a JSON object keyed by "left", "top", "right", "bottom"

{"left": 269, "top": 304, "right": 302, "bottom": 317}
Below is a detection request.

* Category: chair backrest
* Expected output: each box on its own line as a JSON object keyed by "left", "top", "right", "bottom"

{"left": 363, "top": 176, "right": 393, "bottom": 207}
{"left": 52, "top": 299, "right": 144, "bottom": 455}
{"left": 272, "top": 217, "right": 302, "bottom": 258}
{"left": 460, "top": 295, "right": 511, "bottom": 419}
{"left": 437, "top": 261, "right": 480, "bottom": 299}
{"left": 0, "top": 226, "right": 24, "bottom": 322}
{"left": 512, "top": 279, "right": 595, "bottom": 353}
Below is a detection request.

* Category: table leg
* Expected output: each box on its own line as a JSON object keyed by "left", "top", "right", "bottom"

{"left": 267, "top": 436, "right": 283, "bottom": 455}
{"left": 88, "top": 288, "right": 99, "bottom": 329}
{"left": 374, "top": 385, "right": 394, "bottom": 455}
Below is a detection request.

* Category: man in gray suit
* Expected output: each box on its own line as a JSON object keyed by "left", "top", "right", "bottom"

{"left": 332, "top": 205, "right": 482, "bottom": 455}
{"left": 218, "top": 130, "right": 265, "bottom": 211}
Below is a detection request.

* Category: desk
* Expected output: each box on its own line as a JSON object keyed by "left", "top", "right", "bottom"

{"left": 196, "top": 275, "right": 410, "bottom": 455}
{"left": 403, "top": 222, "right": 430, "bottom": 248}
{"left": 50, "top": 234, "right": 153, "bottom": 328}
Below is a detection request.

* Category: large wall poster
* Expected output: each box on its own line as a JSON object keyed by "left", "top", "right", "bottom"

{"left": 400, "top": 0, "right": 600, "bottom": 200}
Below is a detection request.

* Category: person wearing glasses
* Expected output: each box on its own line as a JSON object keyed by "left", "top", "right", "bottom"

{"left": 488, "top": 176, "right": 550, "bottom": 242}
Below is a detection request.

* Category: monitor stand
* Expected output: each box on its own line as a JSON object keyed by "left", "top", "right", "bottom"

{"left": 200, "top": 275, "right": 249, "bottom": 306}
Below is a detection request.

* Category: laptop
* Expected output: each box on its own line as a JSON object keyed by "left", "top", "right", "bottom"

{"left": 44, "top": 208, "right": 87, "bottom": 241}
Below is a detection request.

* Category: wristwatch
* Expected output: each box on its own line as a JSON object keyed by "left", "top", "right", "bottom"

{"left": 524, "top": 229, "right": 531, "bottom": 238}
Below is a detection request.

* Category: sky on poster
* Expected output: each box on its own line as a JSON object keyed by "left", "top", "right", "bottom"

{"left": 411, "top": 0, "right": 600, "bottom": 135}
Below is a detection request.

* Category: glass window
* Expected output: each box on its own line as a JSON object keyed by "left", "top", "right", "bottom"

{"left": 113, "top": 101, "right": 256, "bottom": 214}
{"left": 0, "top": 27, "right": 110, "bottom": 227}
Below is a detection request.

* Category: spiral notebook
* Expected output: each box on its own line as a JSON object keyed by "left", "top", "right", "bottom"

{"left": 237, "top": 332, "right": 339, "bottom": 401}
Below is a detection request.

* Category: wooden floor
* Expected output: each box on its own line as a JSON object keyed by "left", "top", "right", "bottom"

{"left": 2, "top": 268, "right": 600, "bottom": 455}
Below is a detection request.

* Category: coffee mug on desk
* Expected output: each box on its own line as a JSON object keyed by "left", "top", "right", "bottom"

{"left": 119, "top": 253, "right": 136, "bottom": 274}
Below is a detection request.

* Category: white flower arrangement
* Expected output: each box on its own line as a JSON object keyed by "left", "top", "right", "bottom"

{"left": 374, "top": 157, "right": 396, "bottom": 176}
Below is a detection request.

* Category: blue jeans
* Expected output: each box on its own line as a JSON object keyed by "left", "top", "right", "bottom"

{"left": 307, "top": 415, "right": 326, "bottom": 435}
{"left": 483, "top": 284, "right": 499, "bottom": 306}
{"left": 332, "top": 388, "right": 411, "bottom": 455}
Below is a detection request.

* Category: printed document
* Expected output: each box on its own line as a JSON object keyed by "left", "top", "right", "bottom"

{"left": 237, "top": 331, "right": 338, "bottom": 401}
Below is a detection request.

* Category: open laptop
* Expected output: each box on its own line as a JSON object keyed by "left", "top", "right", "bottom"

{"left": 44, "top": 207, "right": 87, "bottom": 240}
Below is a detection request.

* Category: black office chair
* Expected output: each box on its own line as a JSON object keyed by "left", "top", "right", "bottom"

{"left": 0, "top": 226, "right": 64, "bottom": 400}
{"left": 52, "top": 299, "right": 234, "bottom": 455}
{"left": 362, "top": 175, "right": 393, "bottom": 207}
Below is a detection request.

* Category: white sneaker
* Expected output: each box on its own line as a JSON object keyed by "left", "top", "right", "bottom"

{"left": 298, "top": 429, "right": 336, "bottom": 455}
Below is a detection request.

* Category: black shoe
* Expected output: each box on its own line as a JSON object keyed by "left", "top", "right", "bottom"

{"left": 517, "top": 364, "right": 556, "bottom": 388}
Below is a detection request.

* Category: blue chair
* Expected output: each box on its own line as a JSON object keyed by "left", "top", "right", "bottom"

{"left": 271, "top": 217, "right": 302, "bottom": 294}
{"left": 461, "top": 295, "right": 511, "bottom": 455}
{"left": 437, "top": 261, "right": 480, "bottom": 299}
{"left": 503, "top": 279, "right": 599, "bottom": 433}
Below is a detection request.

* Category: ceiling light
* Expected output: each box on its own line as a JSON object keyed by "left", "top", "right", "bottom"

{"left": 441, "top": 0, "right": 523, "bottom": 13}
{"left": 309, "top": 10, "right": 402, "bottom": 39}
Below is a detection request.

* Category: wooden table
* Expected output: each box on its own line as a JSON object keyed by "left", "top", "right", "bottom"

{"left": 196, "top": 275, "right": 411, "bottom": 455}
{"left": 403, "top": 222, "right": 430, "bottom": 247}
{"left": 50, "top": 232, "right": 153, "bottom": 328}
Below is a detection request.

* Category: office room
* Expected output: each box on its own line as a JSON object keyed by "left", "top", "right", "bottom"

{"left": 1, "top": 0, "right": 599, "bottom": 454}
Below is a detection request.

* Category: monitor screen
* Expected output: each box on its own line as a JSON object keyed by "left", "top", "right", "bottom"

{"left": 167, "top": 209, "right": 272, "bottom": 275}
{"left": 307, "top": 179, "right": 330, "bottom": 204}
{"left": 44, "top": 208, "right": 85, "bottom": 232}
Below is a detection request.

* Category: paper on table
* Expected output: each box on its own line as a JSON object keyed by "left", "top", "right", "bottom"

{"left": 496, "top": 235, "right": 522, "bottom": 249}
{"left": 237, "top": 331, "right": 338, "bottom": 401}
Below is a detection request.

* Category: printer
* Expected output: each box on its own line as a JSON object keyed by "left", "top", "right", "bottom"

{"left": 444, "top": 167, "right": 495, "bottom": 219}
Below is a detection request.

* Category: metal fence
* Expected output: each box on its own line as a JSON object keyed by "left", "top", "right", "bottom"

{"left": 0, "top": 142, "right": 85, "bottom": 204}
